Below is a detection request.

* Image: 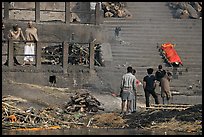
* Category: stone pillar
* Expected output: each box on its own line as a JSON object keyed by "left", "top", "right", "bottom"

{"left": 35, "top": 42, "right": 41, "bottom": 68}
{"left": 8, "top": 40, "right": 14, "bottom": 67}
{"left": 89, "top": 41, "right": 95, "bottom": 69}
{"left": 65, "top": 2, "right": 70, "bottom": 25}
{"left": 4, "top": 2, "right": 10, "bottom": 20}
{"left": 35, "top": 2, "right": 40, "bottom": 23}
{"left": 62, "top": 41, "right": 68, "bottom": 73}
{"left": 95, "top": 2, "right": 100, "bottom": 25}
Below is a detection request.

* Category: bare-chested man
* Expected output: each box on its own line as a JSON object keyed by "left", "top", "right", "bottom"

{"left": 5, "top": 24, "right": 25, "bottom": 65}
{"left": 22, "top": 21, "right": 39, "bottom": 66}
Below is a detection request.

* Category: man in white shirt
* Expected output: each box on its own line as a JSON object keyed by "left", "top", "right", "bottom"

{"left": 120, "top": 66, "right": 137, "bottom": 115}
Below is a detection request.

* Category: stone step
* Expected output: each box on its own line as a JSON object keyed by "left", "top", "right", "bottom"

{"left": 112, "top": 61, "right": 164, "bottom": 66}
{"left": 103, "top": 26, "right": 202, "bottom": 32}
{"left": 112, "top": 57, "right": 202, "bottom": 64}
{"left": 111, "top": 38, "right": 202, "bottom": 43}
{"left": 103, "top": 26, "right": 201, "bottom": 32}
{"left": 112, "top": 52, "right": 202, "bottom": 60}
{"left": 115, "top": 74, "right": 202, "bottom": 81}
{"left": 116, "top": 38, "right": 201, "bottom": 43}
{"left": 112, "top": 60, "right": 202, "bottom": 67}
{"left": 101, "top": 2, "right": 202, "bottom": 94}
{"left": 103, "top": 18, "right": 202, "bottom": 22}
{"left": 103, "top": 19, "right": 202, "bottom": 25}
{"left": 110, "top": 42, "right": 202, "bottom": 47}
{"left": 118, "top": 29, "right": 202, "bottom": 34}
{"left": 117, "top": 35, "right": 201, "bottom": 40}
{"left": 111, "top": 46, "right": 202, "bottom": 52}
{"left": 106, "top": 32, "right": 201, "bottom": 37}
{"left": 118, "top": 29, "right": 202, "bottom": 33}
{"left": 107, "top": 69, "right": 202, "bottom": 76}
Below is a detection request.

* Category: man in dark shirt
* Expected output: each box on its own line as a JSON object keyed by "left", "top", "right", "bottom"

{"left": 143, "top": 68, "right": 159, "bottom": 108}
{"left": 155, "top": 65, "right": 166, "bottom": 86}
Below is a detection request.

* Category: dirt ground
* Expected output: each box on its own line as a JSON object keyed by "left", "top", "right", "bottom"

{"left": 2, "top": 79, "right": 202, "bottom": 135}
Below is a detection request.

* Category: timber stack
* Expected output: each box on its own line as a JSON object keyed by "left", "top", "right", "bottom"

{"left": 64, "top": 92, "right": 105, "bottom": 113}
{"left": 101, "top": 2, "right": 132, "bottom": 18}
{"left": 2, "top": 93, "right": 105, "bottom": 130}
{"left": 168, "top": 2, "right": 202, "bottom": 19}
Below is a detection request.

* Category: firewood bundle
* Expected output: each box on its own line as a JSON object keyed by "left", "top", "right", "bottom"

{"left": 41, "top": 44, "right": 63, "bottom": 65}
{"left": 41, "top": 43, "right": 103, "bottom": 66}
{"left": 101, "top": 2, "right": 132, "bottom": 18}
{"left": 169, "top": 2, "right": 202, "bottom": 19}
{"left": 2, "top": 95, "right": 86, "bottom": 130}
{"left": 64, "top": 92, "right": 104, "bottom": 113}
{"left": 2, "top": 96, "right": 59, "bottom": 130}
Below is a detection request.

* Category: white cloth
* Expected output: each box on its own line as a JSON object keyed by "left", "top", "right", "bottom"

{"left": 24, "top": 43, "right": 35, "bottom": 62}
{"left": 90, "top": 2, "right": 97, "bottom": 10}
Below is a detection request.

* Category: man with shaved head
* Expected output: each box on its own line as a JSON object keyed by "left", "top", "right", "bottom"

{"left": 22, "top": 21, "right": 39, "bottom": 66}
{"left": 120, "top": 66, "right": 137, "bottom": 115}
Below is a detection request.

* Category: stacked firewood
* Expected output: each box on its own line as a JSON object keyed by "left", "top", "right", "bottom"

{"left": 2, "top": 101, "right": 86, "bottom": 130}
{"left": 168, "top": 2, "right": 202, "bottom": 19}
{"left": 41, "top": 44, "right": 63, "bottom": 65}
{"left": 64, "top": 92, "right": 105, "bottom": 113}
{"left": 101, "top": 2, "right": 132, "bottom": 18}
{"left": 41, "top": 43, "right": 103, "bottom": 66}
{"left": 2, "top": 96, "right": 60, "bottom": 130}
{"left": 2, "top": 93, "right": 104, "bottom": 130}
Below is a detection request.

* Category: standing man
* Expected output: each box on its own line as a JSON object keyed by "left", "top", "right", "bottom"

{"left": 115, "top": 26, "right": 121, "bottom": 38}
{"left": 155, "top": 65, "right": 166, "bottom": 86}
{"left": 22, "top": 21, "right": 38, "bottom": 66}
{"left": 143, "top": 68, "right": 159, "bottom": 108}
{"left": 160, "top": 71, "right": 172, "bottom": 104}
{"left": 120, "top": 66, "right": 137, "bottom": 115}
{"left": 131, "top": 69, "right": 137, "bottom": 113}
{"left": 6, "top": 24, "right": 26, "bottom": 65}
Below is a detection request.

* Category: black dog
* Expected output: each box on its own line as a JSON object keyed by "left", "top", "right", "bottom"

{"left": 49, "top": 75, "right": 56, "bottom": 87}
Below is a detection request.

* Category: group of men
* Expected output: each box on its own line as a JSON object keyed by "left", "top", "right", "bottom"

{"left": 3, "top": 20, "right": 38, "bottom": 66}
{"left": 120, "top": 65, "right": 172, "bottom": 115}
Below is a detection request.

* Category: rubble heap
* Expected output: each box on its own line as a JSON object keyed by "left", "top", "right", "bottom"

{"left": 41, "top": 43, "right": 104, "bottom": 66}
{"left": 124, "top": 104, "right": 202, "bottom": 133}
{"left": 64, "top": 92, "right": 105, "bottom": 113}
{"left": 2, "top": 92, "right": 106, "bottom": 130}
{"left": 101, "top": 2, "right": 132, "bottom": 18}
{"left": 2, "top": 94, "right": 202, "bottom": 132}
{"left": 168, "top": 2, "right": 202, "bottom": 19}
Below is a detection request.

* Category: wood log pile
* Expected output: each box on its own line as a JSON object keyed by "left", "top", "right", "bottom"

{"left": 2, "top": 96, "right": 68, "bottom": 130}
{"left": 168, "top": 2, "right": 202, "bottom": 19}
{"left": 64, "top": 92, "right": 105, "bottom": 113}
{"left": 101, "top": 2, "right": 132, "bottom": 18}
{"left": 41, "top": 44, "right": 63, "bottom": 65}
{"left": 2, "top": 92, "right": 104, "bottom": 130}
{"left": 41, "top": 43, "right": 103, "bottom": 66}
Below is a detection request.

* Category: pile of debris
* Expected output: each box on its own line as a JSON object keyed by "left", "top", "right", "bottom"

{"left": 124, "top": 104, "right": 202, "bottom": 133}
{"left": 2, "top": 92, "right": 106, "bottom": 130}
{"left": 41, "top": 43, "right": 104, "bottom": 66}
{"left": 101, "top": 2, "right": 132, "bottom": 18}
{"left": 41, "top": 44, "right": 63, "bottom": 65}
{"left": 168, "top": 2, "right": 202, "bottom": 19}
{"left": 64, "top": 92, "right": 105, "bottom": 113}
{"left": 2, "top": 93, "right": 202, "bottom": 133}
{"left": 2, "top": 96, "right": 58, "bottom": 130}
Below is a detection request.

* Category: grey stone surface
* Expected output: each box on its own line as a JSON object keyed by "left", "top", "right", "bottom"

{"left": 100, "top": 43, "right": 113, "bottom": 64}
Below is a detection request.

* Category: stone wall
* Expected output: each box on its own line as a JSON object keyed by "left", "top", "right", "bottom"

{"left": 2, "top": 2, "right": 100, "bottom": 23}
{"left": 2, "top": 2, "right": 106, "bottom": 43}
{"left": 3, "top": 21, "right": 107, "bottom": 44}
